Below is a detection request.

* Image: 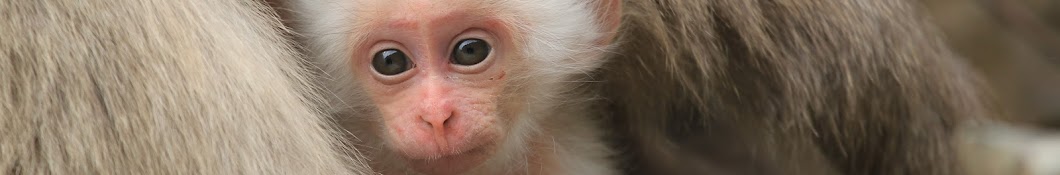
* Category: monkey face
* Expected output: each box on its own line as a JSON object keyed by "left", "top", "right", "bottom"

{"left": 343, "top": 1, "right": 523, "bottom": 174}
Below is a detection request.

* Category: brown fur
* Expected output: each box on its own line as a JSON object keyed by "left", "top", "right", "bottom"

{"left": 604, "top": 0, "right": 991, "bottom": 174}
{"left": 0, "top": 0, "right": 370, "bottom": 174}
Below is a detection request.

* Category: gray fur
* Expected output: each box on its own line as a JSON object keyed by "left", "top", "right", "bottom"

{"left": 0, "top": 0, "right": 370, "bottom": 174}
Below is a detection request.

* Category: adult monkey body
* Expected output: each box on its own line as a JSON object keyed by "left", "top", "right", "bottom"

{"left": 1, "top": 0, "right": 369, "bottom": 174}
{"left": 610, "top": 1, "right": 988, "bottom": 174}
{"left": 291, "top": 0, "right": 989, "bottom": 175}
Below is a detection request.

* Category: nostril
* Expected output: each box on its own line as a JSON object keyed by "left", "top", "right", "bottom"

{"left": 442, "top": 111, "right": 454, "bottom": 127}
{"left": 421, "top": 112, "right": 453, "bottom": 130}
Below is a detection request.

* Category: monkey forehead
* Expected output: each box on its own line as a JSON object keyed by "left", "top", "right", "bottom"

{"left": 347, "top": 0, "right": 515, "bottom": 50}
{"left": 354, "top": 0, "right": 498, "bottom": 30}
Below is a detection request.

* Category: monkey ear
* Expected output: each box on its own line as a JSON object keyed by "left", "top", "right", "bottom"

{"left": 595, "top": 0, "right": 622, "bottom": 46}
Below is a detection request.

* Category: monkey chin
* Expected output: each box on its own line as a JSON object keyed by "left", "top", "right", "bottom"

{"left": 404, "top": 146, "right": 492, "bottom": 175}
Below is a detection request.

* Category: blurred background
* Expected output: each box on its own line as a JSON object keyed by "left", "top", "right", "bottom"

{"left": 920, "top": 0, "right": 1060, "bottom": 174}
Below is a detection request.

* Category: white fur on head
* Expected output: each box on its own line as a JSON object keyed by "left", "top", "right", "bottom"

{"left": 290, "top": 0, "right": 375, "bottom": 114}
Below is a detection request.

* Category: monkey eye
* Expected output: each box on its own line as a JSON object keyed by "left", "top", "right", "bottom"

{"left": 372, "top": 49, "right": 413, "bottom": 76}
{"left": 450, "top": 39, "right": 491, "bottom": 66}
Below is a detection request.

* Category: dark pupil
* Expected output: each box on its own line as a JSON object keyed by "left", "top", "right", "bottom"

{"left": 451, "top": 39, "right": 490, "bottom": 66}
{"left": 372, "top": 49, "right": 411, "bottom": 76}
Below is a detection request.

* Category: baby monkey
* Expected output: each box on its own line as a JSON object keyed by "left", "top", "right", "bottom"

{"left": 293, "top": 0, "right": 618, "bottom": 174}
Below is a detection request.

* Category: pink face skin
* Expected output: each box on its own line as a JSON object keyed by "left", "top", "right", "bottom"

{"left": 348, "top": 0, "right": 520, "bottom": 174}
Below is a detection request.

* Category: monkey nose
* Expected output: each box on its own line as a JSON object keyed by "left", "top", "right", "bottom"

{"left": 420, "top": 111, "right": 453, "bottom": 137}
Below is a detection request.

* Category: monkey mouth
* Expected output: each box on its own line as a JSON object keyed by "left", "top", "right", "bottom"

{"left": 405, "top": 146, "right": 491, "bottom": 175}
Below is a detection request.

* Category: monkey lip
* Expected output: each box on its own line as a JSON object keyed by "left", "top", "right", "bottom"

{"left": 404, "top": 146, "right": 490, "bottom": 175}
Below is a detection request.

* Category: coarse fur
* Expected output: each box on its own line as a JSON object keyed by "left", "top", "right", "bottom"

{"left": 1, "top": 0, "right": 370, "bottom": 174}
{"left": 289, "top": 0, "right": 618, "bottom": 174}
{"left": 606, "top": 0, "right": 991, "bottom": 174}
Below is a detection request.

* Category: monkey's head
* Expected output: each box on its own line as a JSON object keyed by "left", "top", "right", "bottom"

{"left": 297, "top": 0, "right": 620, "bottom": 174}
